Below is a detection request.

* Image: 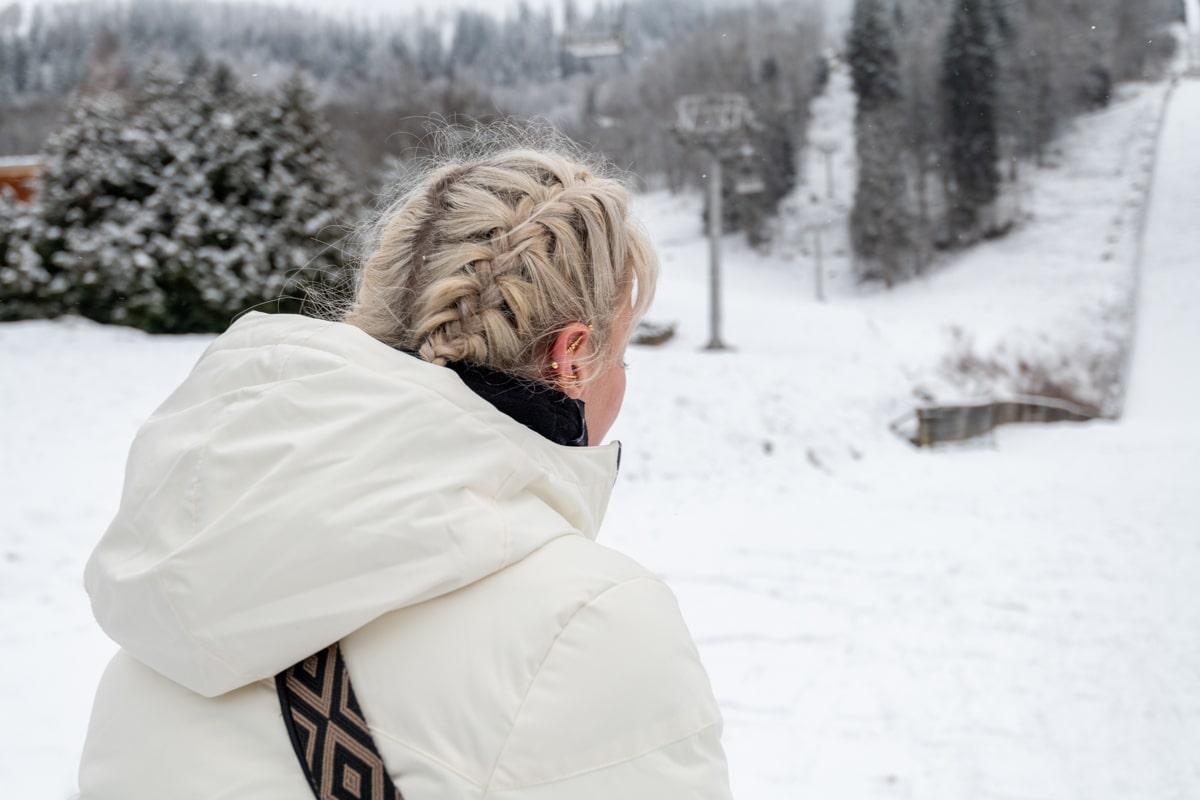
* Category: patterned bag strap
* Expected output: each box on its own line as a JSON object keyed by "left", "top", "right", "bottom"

{"left": 276, "top": 641, "right": 405, "bottom": 800}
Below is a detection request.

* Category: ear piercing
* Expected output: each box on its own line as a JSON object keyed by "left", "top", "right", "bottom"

{"left": 566, "top": 325, "right": 593, "bottom": 355}
{"left": 553, "top": 325, "right": 594, "bottom": 373}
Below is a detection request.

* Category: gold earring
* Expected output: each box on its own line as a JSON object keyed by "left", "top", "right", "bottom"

{"left": 550, "top": 361, "right": 559, "bottom": 370}
{"left": 566, "top": 335, "right": 585, "bottom": 354}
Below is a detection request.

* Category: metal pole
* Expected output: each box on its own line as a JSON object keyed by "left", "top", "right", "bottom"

{"left": 814, "top": 225, "right": 825, "bottom": 303}
{"left": 705, "top": 150, "right": 727, "bottom": 350}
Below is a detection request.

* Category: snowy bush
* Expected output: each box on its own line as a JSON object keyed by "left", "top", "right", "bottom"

{"left": 0, "top": 188, "right": 52, "bottom": 321}
{"left": 26, "top": 62, "right": 357, "bottom": 333}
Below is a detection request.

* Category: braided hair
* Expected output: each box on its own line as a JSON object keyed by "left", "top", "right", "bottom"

{"left": 345, "top": 132, "right": 657, "bottom": 384}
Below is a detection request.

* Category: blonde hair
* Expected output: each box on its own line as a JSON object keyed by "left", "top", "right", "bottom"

{"left": 344, "top": 125, "right": 657, "bottom": 384}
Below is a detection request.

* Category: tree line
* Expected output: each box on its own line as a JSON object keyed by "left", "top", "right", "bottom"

{"left": 846, "top": 0, "right": 1182, "bottom": 286}
{"left": 0, "top": 0, "right": 826, "bottom": 331}
{"left": 0, "top": 0, "right": 815, "bottom": 188}
{"left": 0, "top": 0, "right": 1186, "bottom": 334}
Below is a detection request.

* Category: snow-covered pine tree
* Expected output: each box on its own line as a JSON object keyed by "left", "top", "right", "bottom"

{"left": 35, "top": 82, "right": 173, "bottom": 324}
{"left": 248, "top": 70, "right": 357, "bottom": 311}
{"left": 0, "top": 187, "right": 49, "bottom": 320}
{"left": 847, "top": 0, "right": 915, "bottom": 286}
{"left": 450, "top": 10, "right": 501, "bottom": 80}
{"left": 847, "top": 0, "right": 901, "bottom": 109}
{"left": 416, "top": 23, "right": 446, "bottom": 81}
{"left": 141, "top": 62, "right": 284, "bottom": 332}
{"left": 35, "top": 60, "right": 356, "bottom": 332}
{"left": 942, "top": 0, "right": 1000, "bottom": 238}
{"left": 499, "top": 3, "right": 558, "bottom": 86}
{"left": 0, "top": 34, "right": 16, "bottom": 108}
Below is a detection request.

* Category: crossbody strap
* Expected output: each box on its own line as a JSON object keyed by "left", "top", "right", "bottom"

{"left": 276, "top": 642, "right": 405, "bottom": 800}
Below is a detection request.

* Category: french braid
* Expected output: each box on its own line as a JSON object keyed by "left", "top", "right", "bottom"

{"left": 345, "top": 137, "right": 657, "bottom": 384}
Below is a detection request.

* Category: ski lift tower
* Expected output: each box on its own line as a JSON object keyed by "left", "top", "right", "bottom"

{"left": 675, "top": 93, "right": 758, "bottom": 351}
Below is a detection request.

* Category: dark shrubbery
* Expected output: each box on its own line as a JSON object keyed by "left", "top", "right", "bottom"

{"left": 0, "top": 63, "right": 356, "bottom": 333}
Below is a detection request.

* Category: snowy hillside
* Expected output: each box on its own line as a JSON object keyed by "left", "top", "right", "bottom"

{"left": 2, "top": 75, "right": 1199, "bottom": 799}
{"left": 606, "top": 76, "right": 1200, "bottom": 799}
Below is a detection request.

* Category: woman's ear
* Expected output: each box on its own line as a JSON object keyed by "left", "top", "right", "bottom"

{"left": 547, "top": 322, "right": 592, "bottom": 399}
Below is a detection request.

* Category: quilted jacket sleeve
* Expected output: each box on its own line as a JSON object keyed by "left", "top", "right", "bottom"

{"left": 484, "top": 577, "right": 734, "bottom": 799}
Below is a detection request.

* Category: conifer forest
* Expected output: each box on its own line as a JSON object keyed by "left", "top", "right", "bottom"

{"left": 0, "top": 0, "right": 1185, "bottom": 330}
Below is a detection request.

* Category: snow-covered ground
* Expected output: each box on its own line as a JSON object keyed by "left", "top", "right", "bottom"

{"left": 2, "top": 76, "right": 1198, "bottom": 798}
{"left": 775, "top": 56, "right": 1171, "bottom": 417}
{"left": 606, "top": 75, "right": 1200, "bottom": 800}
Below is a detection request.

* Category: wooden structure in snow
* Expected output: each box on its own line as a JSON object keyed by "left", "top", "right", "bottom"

{"left": 890, "top": 397, "right": 1097, "bottom": 447}
{"left": 563, "top": 2, "right": 625, "bottom": 61}
{"left": 0, "top": 156, "right": 42, "bottom": 203}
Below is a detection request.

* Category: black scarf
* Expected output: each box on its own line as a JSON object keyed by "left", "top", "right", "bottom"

{"left": 444, "top": 361, "right": 589, "bottom": 448}
{"left": 389, "top": 350, "right": 588, "bottom": 447}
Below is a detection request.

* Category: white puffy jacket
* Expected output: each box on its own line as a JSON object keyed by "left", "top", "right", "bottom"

{"left": 78, "top": 312, "right": 732, "bottom": 799}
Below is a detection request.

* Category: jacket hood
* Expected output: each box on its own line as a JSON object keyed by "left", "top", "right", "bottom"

{"left": 85, "top": 312, "right": 621, "bottom": 698}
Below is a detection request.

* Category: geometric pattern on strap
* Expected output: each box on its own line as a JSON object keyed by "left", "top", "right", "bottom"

{"left": 276, "top": 642, "right": 404, "bottom": 800}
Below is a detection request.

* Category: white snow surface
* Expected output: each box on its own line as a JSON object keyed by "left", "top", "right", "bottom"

{"left": 2, "top": 78, "right": 1199, "bottom": 798}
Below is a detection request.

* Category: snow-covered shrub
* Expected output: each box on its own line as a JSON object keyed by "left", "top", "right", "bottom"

{"left": 940, "top": 326, "right": 1124, "bottom": 417}
{"left": 33, "top": 62, "right": 357, "bottom": 333}
{"left": 0, "top": 188, "right": 53, "bottom": 321}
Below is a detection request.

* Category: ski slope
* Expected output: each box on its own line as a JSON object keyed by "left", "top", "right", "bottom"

{"left": 1123, "top": 80, "right": 1200, "bottom": 425}
{"left": 1, "top": 79, "right": 1198, "bottom": 799}
{"left": 603, "top": 77, "right": 1200, "bottom": 800}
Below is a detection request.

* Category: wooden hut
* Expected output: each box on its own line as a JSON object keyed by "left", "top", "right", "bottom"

{"left": 0, "top": 156, "right": 43, "bottom": 204}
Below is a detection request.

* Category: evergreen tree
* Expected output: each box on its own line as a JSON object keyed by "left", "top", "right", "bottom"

{"left": 10, "top": 31, "right": 30, "bottom": 95}
{"left": 847, "top": 0, "right": 901, "bottom": 110}
{"left": 416, "top": 24, "right": 446, "bottom": 81}
{"left": 499, "top": 3, "right": 558, "bottom": 85}
{"left": 0, "top": 187, "right": 48, "bottom": 320}
{"left": 847, "top": 0, "right": 915, "bottom": 286}
{"left": 449, "top": 10, "right": 500, "bottom": 77}
{"left": 0, "top": 34, "right": 16, "bottom": 107}
{"left": 32, "top": 61, "right": 356, "bottom": 332}
{"left": 740, "top": 54, "right": 797, "bottom": 248}
{"left": 35, "top": 85, "right": 172, "bottom": 324}
{"left": 943, "top": 0, "right": 1000, "bottom": 237}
